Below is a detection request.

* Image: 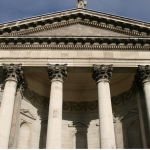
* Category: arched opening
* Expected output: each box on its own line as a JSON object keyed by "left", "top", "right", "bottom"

{"left": 17, "top": 122, "right": 31, "bottom": 149}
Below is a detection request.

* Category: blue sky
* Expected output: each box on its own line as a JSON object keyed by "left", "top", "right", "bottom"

{"left": 0, "top": 0, "right": 150, "bottom": 24}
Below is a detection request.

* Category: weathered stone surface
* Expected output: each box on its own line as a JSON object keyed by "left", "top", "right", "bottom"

{"left": 0, "top": 6, "right": 149, "bottom": 150}
{"left": 31, "top": 24, "right": 125, "bottom": 36}
{"left": 92, "top": 64, "right": 113, "bottom": 82}
{"left": 48, "top": 64, "right": 67, "bottom": 80}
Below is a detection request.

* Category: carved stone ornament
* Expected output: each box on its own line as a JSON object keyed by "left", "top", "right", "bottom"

{"left": 2, "top": 63, "right": 25, "bottom": 88}
{"left": 48, "top": 64, "right": 67, "bottom": 81}
{"left": 24, "top": 86, "right": 136, "bottom": 110}
{"left": 76, "top": 0, "right": 87, "bottom": 8}
{"left": 136, "top": 65, "right": 150, "bottom": 83}
{"left": 92, "top": 64, "right": 113, "bottom": 82}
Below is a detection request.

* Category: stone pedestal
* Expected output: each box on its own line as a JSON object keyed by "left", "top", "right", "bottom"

{"left": 46, "top": 64, "right": 67, "bottom": 149}
{"left": 0, "top": 64, "right": 24, "bottom": 149}
{"left": 93, "top": 64, "right": 116, "bottom": 149}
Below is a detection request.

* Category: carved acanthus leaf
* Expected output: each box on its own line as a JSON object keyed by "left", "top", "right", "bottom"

{"left": 92, "top": 64, "right": 113, "bottom": 82}
{"left": 47, "top": 64, "right": 67, "bottom": 80}
{"left": 136, "top": 65, "right": 150, "bottom": 83}
{"left": 2, "top": 64, "right": 25, "bottom": 89}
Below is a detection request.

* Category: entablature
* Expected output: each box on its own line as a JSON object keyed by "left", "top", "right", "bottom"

{"left": 0, "top": 36, "right": 150, "bottom": 50}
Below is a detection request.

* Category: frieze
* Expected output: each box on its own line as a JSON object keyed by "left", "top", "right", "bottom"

{"left": 0, "top": 36, "right": 150, "bottom": 51}
{"left": 63, "top": 101, "right": 98, "bottom": 112}
{"left": 64, "top": 87, "right": 97, "bottom": 92}
{"left": 24, "top": 88, "right": 49, "bottom": 108}
{"left": 111, "top": 81, "right": 137, "bottom": 107}
{"left": 24, "top": 83, "right": 137, "bottom": 111}
{"left": 0, "top": 44, "right": 150, "bottom": 51}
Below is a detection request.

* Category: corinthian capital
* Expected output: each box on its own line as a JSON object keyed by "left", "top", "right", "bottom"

{"left": 136, "top": 65, "right": 150, "bottom": 83}
{"left": 92, "top": 64, "right": 113, "bottom": 82}
{"left": 48, "top": 64, "right": 67, "bottom": 81}
{"left": 3, "top": 63, "right": 24, "bottom": 82}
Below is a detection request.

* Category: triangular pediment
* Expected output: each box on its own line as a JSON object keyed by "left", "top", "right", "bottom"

{"left": 0, "top": 9, "right": 149, "bottom": 36}
{"left": 68, "top": 121, "right": 89, "bottom": 127}
{"left": 20, "top": 109, "right": 36, "bottom": 120}
{"left": 30, "top": 24, "right": 125, "bottom": 36}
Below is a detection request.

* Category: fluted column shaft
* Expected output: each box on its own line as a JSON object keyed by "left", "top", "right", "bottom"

{"left": 137, "top": 65, "right": 150, "bottom": 129}
{"left": 0, "top": 64, "right": 24, "bottom": 149}
{"left": 93, "top": 64, "right": 116, "bottom": 149}
{"left": 46, "top": 64, "right": 67, "bottom": 149}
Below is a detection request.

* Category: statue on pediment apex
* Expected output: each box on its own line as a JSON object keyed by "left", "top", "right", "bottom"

{"left": 76, "top": 0, "right": 87, "bottom": 8}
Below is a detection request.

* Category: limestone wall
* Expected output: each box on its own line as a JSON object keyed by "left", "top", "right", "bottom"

{"left": 14, "top": 84, "right": 142, "bottom": 149}
{"left": 0, "top": 84, "right": 144, "bottom": 149}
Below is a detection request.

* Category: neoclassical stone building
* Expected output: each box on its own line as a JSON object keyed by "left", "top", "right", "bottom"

{"left": 0, "top": 1, "right": 150, "bottom": 149}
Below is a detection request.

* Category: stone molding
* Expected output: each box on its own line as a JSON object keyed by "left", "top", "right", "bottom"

{"left": 64, "top": 87, "right": 97, "bottom": 92}
{"left": 63, "top": 101, "right": 98, "bottom": 112}
{"left": 0, "top": 9, "right": 150, "bottom": 36}
{"left": 1, "top": 36, "right": 150, "bottom": 50}
{"left": 111, "top": 81, "right": 137, "bottom": 108}
{"left": 2, "top": 20, "right": 147, "bottom": 37}
{"left": 48, "top": 64, "right": 67, "bottom": 80}
{"left": 136, "top": 65, "right": 150, "bottom": 84}
{"left": 120, "top": 109, "right": 138, "bottom": 121}
{"left": 92, "top": 64, "right": 113, "bottom": 82}
{"left": 0, "top": 44, "right": 150, "bottom": 51}
{"left": 24, "top": 88, "right": 49, "bottom": 108}
{"left": 24, "top": 84, "right": 137, "bottom": 111}
{"left": 20, "top": 109, "right": 36, "bottom": 120}
{"left": 68, "top": 121, "right": 89, "bottom": 127}
{"left": 96, "top": 119, "right": 116, "bottom": 126}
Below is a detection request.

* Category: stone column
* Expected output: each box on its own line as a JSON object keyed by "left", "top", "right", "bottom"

{"left": 0, "top": 64, "right": 24, "bottom": 149}
{"left": 92, "top": 64, "right": 116, "bottom": 149}
{"left": 136, "top": 65, "right": 150, "bottom": 130}
{"left": 46, "top": 64, "right": 67, "bottom": 149}
{"left": 8, "top": 86, "right": 24, "bottom": 149}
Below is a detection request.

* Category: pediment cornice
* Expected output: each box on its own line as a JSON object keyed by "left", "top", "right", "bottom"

{"left": 20, "top": 109, "right": 37, "bottom": 120}
{"left": 0, "top": 36, "right": 150, "bottom": 51}
{"left": 0, "top": 9, "right": 150, "bottom": 36}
